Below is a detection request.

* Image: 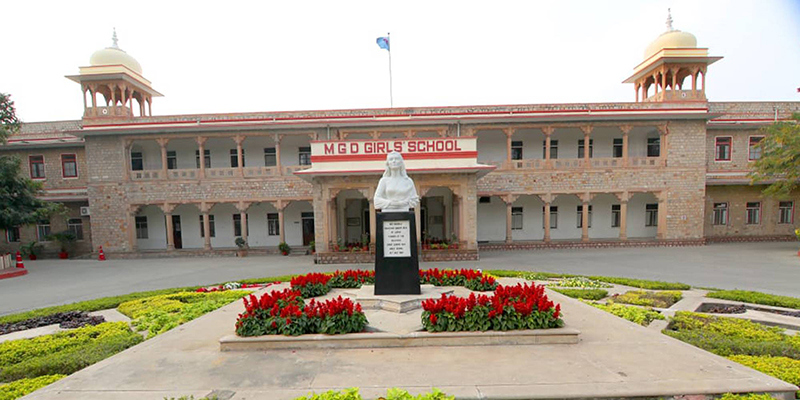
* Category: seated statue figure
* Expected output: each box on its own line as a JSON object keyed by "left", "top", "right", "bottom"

{"left": 374, "top": 151, "right": 419, "bottom": 212}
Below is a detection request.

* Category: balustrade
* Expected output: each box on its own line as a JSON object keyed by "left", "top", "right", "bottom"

{"left": 131, "top": 170, "right": 162, "bottom": 181}
{"left": 629, "top": 157, "right": 662, "bottom": 167}
{"left": 168, "top": 169, "right": 197, "bottom": 179}
{"left": 283, "top": 165, "right": 310, "bottom": 174}
{"left": 206, "top": 167, "right": 237, "bottom": 178}
{"left": 243, "top": 166, "right": 279, "bottom": 178}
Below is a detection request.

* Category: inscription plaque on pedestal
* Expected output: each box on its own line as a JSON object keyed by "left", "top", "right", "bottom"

{"left": 374, "top": 211, "right": 421, "bottom": 295}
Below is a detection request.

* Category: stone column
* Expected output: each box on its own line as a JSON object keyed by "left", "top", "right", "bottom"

{"left": 161, "top": 203, "right": 176, "bottom": 251}
{"left": 368, "top": 197, "right": 376, "bottom": 250}
{"left": 543, "top": 198, "right": 551, "bottom": 243}
{"left": 237, "top": 202, "right": 250, "bottom": 244}
{"left": 234, "top": 135, "right": 245, "bottom": 177}
{"left": 657, "top": 192, "right": 667, "bottom": 240}
{"left": 581, "top": 193, "right": 591, "bottom": 242}
{"left": 620, "top": 125, "right": 631, "bottom": 167}
{"left": 201, "top": 203, "right": 213, "bottom": 250}
{"left": 157, "top": 138, "right": 169, "bottom": 179}
{"left": 90, "top": 85, "right": 97, "bottom": 116}
{"left": 329, "top": 198, "right": 338, "bottom": 250}
{"left": 505, "top": 198, "right": 513, "bottom": 244}
{"left": 504, "top": 128, "right": 514, "bottom": 169}
{"left": 658, "top": 124, "right": 668, "bottom": 167}
{"left": 452, "top": 195, "right": 460, "bottom": 243}
{"left": 581, "top": 125, "right": 592, "bottom": 166}
{"left": 278, "top": 201, "right": 287, "bottom": 245}
{"left": 128, "top": 207, "right": 139, "bottom": 252}
{"left": 110, "top": 84, "right": 117, "bottom": 115}
{"left": 701, "top": 68, "right": 706, "bottom": 96}
{"left": 543, "top": 126, "right": 553, "bottom": 168}
{"left": 275, "top": 134, "right": 283, "bottom": 176}
{"left": 196, "top": 137, "right": 207, "bottom": 179}
{"left": 617, "top": 192, "right": 629, "bottom": 241}
{"left": 123, "top": 139, "right": 133, "bottom": 182}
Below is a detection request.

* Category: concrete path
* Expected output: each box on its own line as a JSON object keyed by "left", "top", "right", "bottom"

{"left": 2, "top": 241, "right": 799, "bottom": 317}
{"left": 23, "top": 284, "right": 797, "bottom": 399}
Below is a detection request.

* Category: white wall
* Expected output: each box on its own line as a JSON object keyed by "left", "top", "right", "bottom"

{"left": 136, "top": 205, "right": 167, "bottom": 249}
{"left": 477, "top": 196, "right": 506, "bottom": 242}
{"left": 628, "top": 193, "right": 658, "bottom": 238}
{"left": 245, "top": 202, "right": 281, "bottom": 247}
{"left": 510, "top": 195, "right": 544, "bottom": 241}
{"left": 284, "top": 201, "right": 313, "bottom": 246}
{"left": 476, "top": 131, "right": 506, "bottom": 163}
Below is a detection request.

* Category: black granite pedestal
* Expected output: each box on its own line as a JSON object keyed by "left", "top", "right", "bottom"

{"left": 374, "top": 210, "right": 421, "bottom": 295}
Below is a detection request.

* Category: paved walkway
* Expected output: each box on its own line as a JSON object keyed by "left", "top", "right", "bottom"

{"left": 23, "top": 284, "right": 798, "bottom": 399}
{"left": 2, "top": 241, "right": 799, "bottom": 317}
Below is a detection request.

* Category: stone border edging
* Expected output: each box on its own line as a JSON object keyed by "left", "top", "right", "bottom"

{"left": 0, "top": 268, "right": 27, "bottom": 280}
{"left": 220, "top": 326, "right": 580, "bottom": 351}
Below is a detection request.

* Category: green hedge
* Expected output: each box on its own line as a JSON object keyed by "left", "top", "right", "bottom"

{"left": 588, "top": 276, "right": 690, "bottom": 290}
{"left": 119, "top": 291, "right": 248, "bottom": 338}
{"left": 0, "top": 322, "right": 142, "bottom": 382}
{"left": 664, "top": 312, "right": 800, "bottom": 359}
{"left": 294, "top": 387, "right": 454, "bottom": 400}
{"left": 0, "top": 374, "right": 65, "bottom": 400}
{"left": 727, "top": 355, "right": 800, "bottom": 387}
{"left": 551, "top": 288, "right": 608, "bottom": 300}
{"left": 707, "top": 290, "right": 800, "bottom": 310}
{"left": 587, "top": 302, "right": 664, "bottom": 326}
{"left": 613, "top": 290, "right": 683, "bottom": 308}
{"left": 719, "top": 394, "right": 783, "bottom": 400}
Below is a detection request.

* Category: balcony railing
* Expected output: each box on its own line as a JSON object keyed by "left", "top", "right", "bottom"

{"left": 131, "top": 170, "right": 162, "bottom": 181}
{"left": 243, "top": 166, "right": 279, "bottom": 178}
{"left": 511, "top": 159, "right": 544, "bottom": 169}
{"left": 169, "top": 169, "right": 198, "bottom": 179}
{"left": 284, "top": 165, "right": 310, "bottom": 174}
{"left": 629, "top": 157, "right": 662, "bottom": 167}
{"left": 590, "top": 158, "right": 622, "bottom": 168}
{"left": 551, "top": 159, "right": 586, "bottom": 169}
{"left": 206, "top": 168, "right": 237, "bottom": 178}
{"left": 482, "top": 157, "right": 662, "bottom": 171}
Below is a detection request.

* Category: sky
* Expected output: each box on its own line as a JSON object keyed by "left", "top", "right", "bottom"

{"left": 2, "top": 0, "right": 799, "bottom": 123}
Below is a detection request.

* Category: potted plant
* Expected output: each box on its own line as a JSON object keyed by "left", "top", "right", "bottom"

{"left": 450, "top": 234, "right": 459, "bottom": 250}
{"left": 360, "top": 233, "right": 369, "bottom": 251}
{"left": 47, "top": 231, "right": 77, "bottom": 259}
{"left": 278, "top": 242, "right": 291, "bottom": 256}
{"left": 20, "top": 241, "right": 41, "bottom": 260}
{"left": 795, "top": 229, "right": 800, "bottom": 256}
{"left": 235, "top": 237, "right": 248, "bottom": 257}
{"left": 309, "top": 240, "right": 315, "bottom": 254}
{"left": 335, "top": 238, "right": 344, "bottom": 252}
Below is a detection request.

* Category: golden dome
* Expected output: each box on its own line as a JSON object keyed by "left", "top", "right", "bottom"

{"left": 643, "top": 9, "right": 698, "bottom": 59}
{"left": 89, "top": 29, "right": 143, "bottom": 75}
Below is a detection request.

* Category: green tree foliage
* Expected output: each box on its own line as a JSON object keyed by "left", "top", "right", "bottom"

{"left": 749, "top": 113, "right": 800, "bottom": 198}
{"left": 0, "top": 156, "right": 64, "bottom": 231}
{"left": 0, "top": 93, "right": 21, "bottom": 143}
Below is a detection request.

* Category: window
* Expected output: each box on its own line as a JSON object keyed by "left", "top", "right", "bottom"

{"left": 712, "top": 203, "right": 728, "bottom": 226}
{"left": 779, "top": 201, "right": 794, "bottom": 224}
{"left": 542, "top": 206, "right": 558, "bottom": 229}
{"left": 511, "top": 141, "right": 523, "bottom": 160}
{"left": 746, "top": 202, "right": 761, "bottom": 225}
{"left": 268, "top": 213, "right": 280, "bottom": 236}
{"left": 645, "top": 204, "right": 658, "bottom": 227}
{"left": 29, "top": 155, "right": 45, "bottom": 179}
{"left": 576, "top": 205, "right": 593, "bottom": 228}
{"left": 233, "top": 214, "right": 249, "bottom": 236}
{"left": 511, "top": 207, "right": 523, "bottom": 230}
{"left": 479, "top": 197, "right": 491, "bottom": 204}
{"left": 715, "top": 137, "right": 732, "bottom": 161}
{"left": 67, "top": 218, "right": 84, "bottom": 240}
{"left": 577, "top": 139, "right": 593, "bottom": 158}
{"left": 264, "top": 148, "right": 277, "bottom": 167}
{"left": 37, "top": 220, "right": 51, "bottom": 241}
{"left": 611, "top": 204, "right": 621, "bottom": 227}
{"left": 230, "top": 149, "right": 246, "bottom": 168}
{"left": 748, "top": 136, "right": 764, "bottom": 161}
{"left": 135, "top": 216, "right": 148, "bottom": 239}
{"left": 298, "top": 147, "right": 312, "bottom": 166}
{"left": 647, "top": 138, "right": 660, "bottom": 157}
{"left": 613, "top": 138, "right": 623, "bottom": 158}
{"left": 131, "top": 152, "right": 143, "bottom": 171}
{"left": 61, "top": 154, "right": 78, "bottom": 178}
{"left": 6, "top": 227, "right": 20, "bottom": 243}
{"left": 542, "top": 140, "right": 558, "bottom": 159}
{"left": 199, "top": 215, "right": 216, "bottom": 237}
{"left": 195, "top": 150, "right": 211, "bottom": 168}
{"left": 167, "top": 151, "right": 177, "bottom": 170}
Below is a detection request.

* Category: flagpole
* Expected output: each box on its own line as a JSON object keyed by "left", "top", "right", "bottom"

{"left": 388, "top": 32, "right": 393, "bottom": 108}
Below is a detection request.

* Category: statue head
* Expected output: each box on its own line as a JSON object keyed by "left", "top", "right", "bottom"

{"left": 383, "top": 151, "right": 408, "bottom": 178}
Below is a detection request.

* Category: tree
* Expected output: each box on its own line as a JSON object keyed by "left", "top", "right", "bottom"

{"left": 0, "top": 93, "right": 21, "bottom": 143}
{"left": 0, "top": 156, "right": 64, "bottom": 231}
{"left": 749, "top": 113, "right": 800, "bottom": 198}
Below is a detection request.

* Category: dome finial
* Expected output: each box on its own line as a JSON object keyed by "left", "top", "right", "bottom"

{"left": 666, "top": 8, "right": 675, "bottom": 31}
{"left": 112, "top": 28, "right": 119, "bottom": 49}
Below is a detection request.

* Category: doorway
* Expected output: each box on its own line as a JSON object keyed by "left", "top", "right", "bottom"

{"left": 301, "top": 212, "right": 314, "bottom": 246}
{"left": 172, "top": 215, "right": 182, "bottom": 249}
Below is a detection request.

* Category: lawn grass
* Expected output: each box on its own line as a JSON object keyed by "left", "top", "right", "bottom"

{"left": 588, "top": 276, "right": 690, "bottom": 290}
{"left": 706, "top": 290, "right": 800, "bottom": 310}
{"left": 551, "top": 288, "right": 608, "bottom": 300}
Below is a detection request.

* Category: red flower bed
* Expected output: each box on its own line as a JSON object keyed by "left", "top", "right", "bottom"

{"left": 290, "top": 273, "right": 332, "bottom": 297}
{"left": 235, "top": 288, "right": 367, "bottom": 336}
{"left": 329, "top": 270, "right": 375, "bottom": 288}
{"left": 421, "top": 283, "right": 563, "bottom": 332}
{"left": 419, "top": 268, "right": 498, "bottom": 291}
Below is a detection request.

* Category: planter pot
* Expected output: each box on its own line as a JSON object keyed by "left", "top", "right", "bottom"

{"left": 362, "top": 246, "right": 368, "bottom": 251}
{"left": 58, "top": 252, "right": 69, "bottom": 259}
{"left": 28, "top": 255, "right": 37, "bottom": 261}
{"left": 281, "top": 251, "right": 288, "bottom": 256}
{"left": 237, "top": 249, "right": 248, "bottom": 257}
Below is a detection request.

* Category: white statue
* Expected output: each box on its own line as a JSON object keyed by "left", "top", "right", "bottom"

{"left": 374, "top": 151, "right": 419, "bottom": 212}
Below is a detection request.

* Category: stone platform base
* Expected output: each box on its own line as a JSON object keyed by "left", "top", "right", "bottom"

{"left": 219, "top": 327, "right": 580, "bottom": 351}
{"left": 314, "top": 248, "right": 479, "bottom": 264}
{"left": 479, "top": 238, "right": 706, "bottom": 251}
{"left": 342, "top": 284, "right": 452, "bottom": 313}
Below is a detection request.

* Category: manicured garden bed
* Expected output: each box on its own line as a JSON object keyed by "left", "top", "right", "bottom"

{"left": 0, "top": 311, "right": 104, "bottom": 335}
{"left": 483, "top": 270, "right": 690, "bottom": 290}
{"left": 586, "top": 302, "right": 664, "bottom": 326}
{"left": 551, "top": 288, "right": 608, "bottom": 300}
{"left": 294, "top": 387, "right": 453, "bottom": 400}
{"left": 707, "top": 290, "right": 800, "bottom": 310}
{"left": 612, "top": 290, "right": 683, "bottom": 308}
{"left": 0, "top": 374, "right": 65, "bottom": 400}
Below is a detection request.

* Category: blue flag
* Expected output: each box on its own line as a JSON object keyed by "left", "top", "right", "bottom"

{"left": 376, "top": 36, "right": 390, "bottom": 51}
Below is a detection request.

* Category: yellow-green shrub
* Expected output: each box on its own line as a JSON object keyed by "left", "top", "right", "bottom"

{"left": 613, "top": 290, "right": 682, "bottom": 308}
{"left": 586, "top": 301, "right": 664, "bottom": 326}
{"left": 728, "top": 355, "right": 800, "bottom": 387}
{"left": 0, "top": 374, "right": 65, "bottom": 400}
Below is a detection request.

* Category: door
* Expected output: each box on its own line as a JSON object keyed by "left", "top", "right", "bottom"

{"left": 301, "top": 212, "right": 314, "bottom": 246}
{"left": 172, "top": 215, "right": 182, "bottom": 249}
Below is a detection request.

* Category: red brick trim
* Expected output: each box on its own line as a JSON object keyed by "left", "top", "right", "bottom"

{"left": 705, "top": 235, "right": 795, "bottom": 243}
{"left": 0, "top": 269, "right": 28, "bottom": 280}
